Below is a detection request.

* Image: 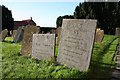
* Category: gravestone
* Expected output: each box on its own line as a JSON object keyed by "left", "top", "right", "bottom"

{"left": 12, "top": 30, "right": 17, "bottom": 38}
{"left": 57, "top": 19, "right": 97, "bottom": 71}
{"left": 0, "top": 34, "right": 1, "bottom": 42}
{"left": 32, "top": 34, "right": 55, "bottom": 60}
{"left": 13, "top": 26, "right": 24, "bottom": 43}
{"left": 21, "top": 26, "right": 40, "bottom": 55}
{"left": 0, "top": 29, "right": 8, "bottom": 41}
{"left": 95, "top": 28, "right": 104, "bottom": 42}
{"left": 56, "top": 27, "right": 61, "bottom": 46}
{"left": 115, "top": 27, "right": 120, "bottom": 36}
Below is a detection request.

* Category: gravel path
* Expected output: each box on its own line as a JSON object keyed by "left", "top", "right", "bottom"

{"left": 112, "top": 43, "right": 120, "bottom": 80}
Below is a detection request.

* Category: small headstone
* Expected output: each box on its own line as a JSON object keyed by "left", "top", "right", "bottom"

{"left": 13, "top": 26, "right": 24, "bottom": 43}
{"left": 115, "top": 27, "right": 120, "bottom": 36}
{"left": 95, "top": 28, "right": 104, "bottom": 42}
{"left": 57, "top": 19, "right": 97, "bottom": 71}
{"left": 0, "top": 29, "right": 8, "bottom": 41}
{"left": 9, "top": 30, "right": 13, "bottom": 36}
{"left": 12, "top": 30, "right": 17, "bottom": 38}
{"left": 56, "top": 27, "right": 61, "bottom": 46}
{"left": 0, "top": 35, "right": 1, "bottom": 42}
{"left": 21, "top": 26, "right": 40, "bottom": 55}
{"left": 32, "top": 34, "right": 55, "bottom": 60}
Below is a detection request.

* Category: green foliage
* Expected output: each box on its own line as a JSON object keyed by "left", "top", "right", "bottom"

{"left": 56, "top": 2, "right": 120, "bottom": 35}
{"left": 85, "top": 35, "right": 119, "bottom": 78}
{"left": 1, "top": 36, "right": 119, "bottom": 79}
{"left": 2, "top": 5, "right": 14, "bottom": 36}
{"left": 56, "top": 15, "right": 74, "bottom": 27}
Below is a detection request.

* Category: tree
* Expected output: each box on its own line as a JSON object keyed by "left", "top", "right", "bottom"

{"left": 56, "top": 1, "right": 120, "bottom": 35}
{"left": 1, "top": 5, "right": 14, "bottom": 36}
{"left": 56, "top": 15, "right": 74, "bottom": 27}
{"left": 73, "top": 2, "right": 120, "bottom": 35}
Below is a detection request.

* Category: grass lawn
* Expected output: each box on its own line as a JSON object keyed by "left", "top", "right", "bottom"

{"left": 1, "top": 35, "right": 119, "bottom": 79}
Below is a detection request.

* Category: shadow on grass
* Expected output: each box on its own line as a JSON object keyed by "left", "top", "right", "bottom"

{"left": 102, "top": 37, "right": 119, "bottom": 54}
{"left": 84, "top": 37, "right": 119, "bottom": 79}
{"left": 3, "top": 40, "right": 14, "bottom": 43}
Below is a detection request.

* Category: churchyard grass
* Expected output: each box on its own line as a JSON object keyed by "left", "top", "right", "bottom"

{"left": 1, "top": 35, "right": 119, "bottom": 78}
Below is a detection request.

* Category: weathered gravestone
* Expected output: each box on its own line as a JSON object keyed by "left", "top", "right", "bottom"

{"left": 115, "top": 27, "right": 120, "bottom": 36}
{"left": 32, "top": 34, "right": 55, "bottom": 60}
{"left": 21, "top": 26, "right": 40, "bottom": 55}
{"left": 56, "top": 27, "right": 61, "bottom": 46}
{"left": 0, "top": 29, "right": 8, "bottom": 41}
{"left": 13, "top": 26, "right": 24, "bottom": 43}
{"left": 12, "top": 30, "right": 17, "bottom": 38}
{"left": 0, "top": 34, "right": 1, "bottom": 42}
{"left": 57, "top": 19, "right": 97, "bottom": 71}
{"left": 95, "top": 28, "right": 104, "bottom": 42}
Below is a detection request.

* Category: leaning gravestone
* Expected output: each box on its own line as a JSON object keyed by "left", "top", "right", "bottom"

{"left": 21, "top": 26, "right": 40, "bottom": 55}
{"left": 32, "top": 34, "right": 55, "bottom": 60}
{"left": 13, "top": 26, "right": 24, "bottom": 43}
{"left": 0, "top": 29, "right": 8, "bottom": 41}
{"left": 95, "top": 28, "right": 104, "bottom": 42}
{"left": 57, "top": 19, "right": 97, "bottom": 71}
{"left": 115, "top": 27, "right": 120, "bottom": 36}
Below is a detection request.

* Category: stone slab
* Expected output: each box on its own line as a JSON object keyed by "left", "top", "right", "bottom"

{"left": 95, "top": 28, "right": 104, "bottom": 42}
{"left": 12, "top": 30, "right": 17, "bottom": 38}
{"left": 57, "top": 19, "right": 97, "bottom": 71}
{"left": 116, "top": 55, "right": 120, "bottom": 61}
{"left": 115, "top": 28, "right": 120, "bottom": 36}
{"left": 21, "top": 26, "right": 40, "bottom": 55}
{"left": 116, "top": 61, "right": 120, "bottom": 64}
{"left": 32, "top": 34, "right": 55, "bottom": 60}
{"left": 0, "top": 29, "right": 8, "bottom": 41}
{"left": 13, "top": 26, "right": 24, "bottom": 43}
{"left": 112, "top": 71, "right": 120, "bottom": 79}
{"left": 56, "top": 27, "right": 61, "bottom": 46}
{"left": 0, "top": 34, "right": 1, "bottom": 42}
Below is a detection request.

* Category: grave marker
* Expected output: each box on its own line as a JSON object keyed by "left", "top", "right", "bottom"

{"left": 0, "top": 29, "right": 8, "bottom": 41}
{"left": 116, "top": 27, "right": 120, "bottom": 36}
{"left": 95, "top": 28, "right": 104, "bottom": 42}
{"left": 13, "top": 26, "right": 24, "bottom": 43}
{"left": 21, "top": 26, "right": 40, "bottom": 55}
{"left": 12, "top": 30, "right": 17, "bottom": 38}
{"left": 57, "top": 19, "right": 97, "bottom": 71}
{"left": 56, "top": 27, "right": 61, "bottom": 46}
{"left": 32, "top": 34, "right": 55, "bottom": 60}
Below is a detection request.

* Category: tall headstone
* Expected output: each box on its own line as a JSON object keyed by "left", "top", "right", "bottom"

{"left": 57, "top": 19, "right": 97, "bottom": 71}
{"left": 13, "top": 26, "right": 24, "bottom": 43}
{"left": 32, "top": 34, "right": 55, "bottom": 60}
{"left": 21, "top": 26, "right": 40, "bottom": 55}
{"left": 95, "top": 28, "right": 104, "bottom": 42}
{"left": 115, "top": 27, "right": 120, "bottom": 36}
{"left": 0, "top": 29, "right": 8, "bottom": 41}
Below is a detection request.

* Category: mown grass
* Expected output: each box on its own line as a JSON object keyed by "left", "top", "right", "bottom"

{"left": 84, "top": 35, "right": 119, "bottom": 79}
{"left": 1, "top": 35, "right": 119, "bottom": 79}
